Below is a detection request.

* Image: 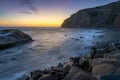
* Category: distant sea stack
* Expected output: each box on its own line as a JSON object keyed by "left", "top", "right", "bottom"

{"left": 61, "top": 1, "right": 120, "bottom": 28}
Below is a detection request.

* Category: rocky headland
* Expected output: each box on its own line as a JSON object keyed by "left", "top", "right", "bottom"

{"left": 62, "top": 1, "right": 120, "bottom": 28}
{"left": 0, "top": 29, "right": 33, "bottom": 50}
{"left": 3, "top": 1, "right": 120, "bottom": 80}
{"left": 18, "top": 41, "right": 120, "bottom": 80}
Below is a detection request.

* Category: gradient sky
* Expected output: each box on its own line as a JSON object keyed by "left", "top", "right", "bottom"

{"left": 0, "top": 0, "right": 118, "bottom": 27}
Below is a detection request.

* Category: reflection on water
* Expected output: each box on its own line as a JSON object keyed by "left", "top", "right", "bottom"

{"left": 0, "top": 28, "right": 120, "bottom": 80}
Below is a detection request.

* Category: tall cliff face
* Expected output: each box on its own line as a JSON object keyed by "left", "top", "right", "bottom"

{"left": 61, "top": 1, "right": 120, "bottom": 28}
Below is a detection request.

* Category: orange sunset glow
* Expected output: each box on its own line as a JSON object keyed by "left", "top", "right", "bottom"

{"left": 0, "top": 12, "right": 67, "bottom": 27}
{"left": 0, "top": 0, "right": 117, "bottom": 27}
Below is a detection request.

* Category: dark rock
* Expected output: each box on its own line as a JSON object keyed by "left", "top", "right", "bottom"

{"left": 0, "top": 61, "right": 3, "bottom": 63}
{"left": 90, "top": 43, "right": 120, "bottom": 59}
{"left": 93, "top": 36, "right": 95, "bottom": 38}
{"left": 43, "top": 69, "right": 50, "bottom": 74}
{"left": 18, "top": 75, "right": 29, "bottom": 80}
{"left": 100, "top": 74, "right": 120, "bottom": 80}
{"left": 12, "top": 58, "right": 16, "bottom": 60}
{"left": 65, "top": 34, "right": 67, "bottom": 36}
{"left": 98, "top": 35, "right": 104, "bottom": 38}
{"left": 80, "top": 36, "right": 83, "bottom": 38}
{"left": 0, "top": 29, "right": 33, "bottom": 50}
{"left": 84, "top": 47, "right": 87, "bottom": 49}
{"left": 61, "top": 1, "right": 120, "bottom": 28}
{"left": 115, "top": 42, "right": 120, "bottom": 49}
{"left": 90, "top": 45, "right": 116, "bottom": 59}
{"left": 63, "top": 62, "right": 72, "bottom": 76}
{"left": 39, "top": 74, "right": 51, "bottom": 80}
{"left": 75, "top": 39, "right": 79, "bottom": 41}
{"left": 79, "top": 58, "right": 92, "bottom": 72}
{"left": 31, "top": 70, "right": 43, "bottom": 80}
{"left": 57, "top": 63, "right": 63, "bottom": 68}
{"left": 63, "top": 66, "right": 93, "bottom": 80}
{"left": 70, "top": 57, "right": 80, "bottom": 66}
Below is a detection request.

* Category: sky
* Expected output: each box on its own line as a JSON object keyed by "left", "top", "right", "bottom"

{"left": 0, "top": 0, "right": 118, "bottom": 27}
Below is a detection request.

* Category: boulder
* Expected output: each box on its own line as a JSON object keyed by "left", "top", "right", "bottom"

{"left": 61, "top": 1, "right": 120, "bottom": 28}
{"left": 39, "top": 74, "right": 51, "bottom": 80}
{"left": 92, "top": 63, "right": 117, "bottom": 77}
{"left": 63, "top": 66, "right": 93, "bottom": 80}
{"left": 0, "top": 29, "right": 33, "bottom": 49}
{"left": 31, "top": 70, "right": 43, "bottom": 80}
{"left": 91, "top": 58, "right": 120, "bottom": 78}
{"left": 104, "top": 51, "right": 120, "bottom": 59}
{"left": 63, "top": 61, "right": 72, "bottom": 76}
{"left": 92, "top": 58, "right": 120, "bottom": 67}
{"left": 90, "top": 45, "right": 117, "bottom": 59}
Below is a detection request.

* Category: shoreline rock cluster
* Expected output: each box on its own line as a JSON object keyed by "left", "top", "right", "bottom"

{"left": 18, "top": 41, "right": 120, "bottom": 80}
{"left": 0, "top": 29, "right": 33, "bottom": 50}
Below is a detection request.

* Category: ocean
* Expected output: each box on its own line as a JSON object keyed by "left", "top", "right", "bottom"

{"left": 0, "top": 27, "right": 120, "bottom": 80}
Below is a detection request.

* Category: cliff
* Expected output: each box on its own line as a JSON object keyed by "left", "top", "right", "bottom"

{"left": 61, "top": 1, "right": 120, "bottom": 28}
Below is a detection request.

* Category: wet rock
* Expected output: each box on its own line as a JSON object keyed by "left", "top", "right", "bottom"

{"left": 18, "top": 75, "right": 30, "bottom": 80}
{"left": 80, "top": 36, "right": 83, "bottom": 38}
{"left": 31, "top": 70, "right": 43, "bottom": 80}
{"left": 39, "top": 74, "right": 51, "bottom": 80}
{"left": 79, "top": 58, "right": 92, "bottom": 72}
{"left": 70, "top": 57, "right": 80, "bottom": 66}
{"left": 93, "top": 36, "right": 95, "bottom": 38}
{"left": 0, "top": 61, "right": 3, "bottom": 63}
{"left": 12, "top": 58, "right": 16, "bottom": 60}
{"left": 0, "top": 29, "right": 33, "bottom": 49}
{"left": 57, "top": 63, "right": 63, "bottom": 68}
{"left": 90, "top": 45, "right": 116, "bottom": 59}
{"left": 63, "top": 61, "right": 73, "bottom": 75}
{"left": 75, "top": 39, "right": 79, "bottom": 41}
{"left": 70, "top": 57, "right": 92, "bottom": 71}
{"left": 84, "top": 47, "right": 87, "bottom": 49}
{"left": 98, "top": 35, "right": 104, "bottom": 38}
{"left": 43, "top": 69, "right": 50, "bottom": 74}
{"left": 115, "top": 42, "right": 120, "bottom": 49}
{"left": 63, "top": 66, "right": 93, "bottom": 80}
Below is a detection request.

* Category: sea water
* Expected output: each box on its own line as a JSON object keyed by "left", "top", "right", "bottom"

{"left": 0, "top": 27, "right": 120, "bottom": 80}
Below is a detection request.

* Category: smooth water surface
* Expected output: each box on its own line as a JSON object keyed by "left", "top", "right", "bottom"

{"left": 0, "top": 28, "right": 120, "bottom": 80}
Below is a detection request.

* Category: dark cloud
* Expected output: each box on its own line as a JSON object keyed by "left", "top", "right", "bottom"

{"left": 18, "top": 11, "right": 32, "bottom": 14}
{"left": 20, "top": 0, "right": 38, "bottom": 14}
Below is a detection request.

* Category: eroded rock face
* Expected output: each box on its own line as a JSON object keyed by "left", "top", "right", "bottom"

{"left": 0, "top": 29, "right": 33, "bottom": 49}
{"left": 61, "top": 1, "right": 120, "bottom": 28}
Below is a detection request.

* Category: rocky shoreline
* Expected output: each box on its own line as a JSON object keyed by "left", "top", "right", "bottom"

{"left": 18, "top": 41, "right": 120, "bottom": 80}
